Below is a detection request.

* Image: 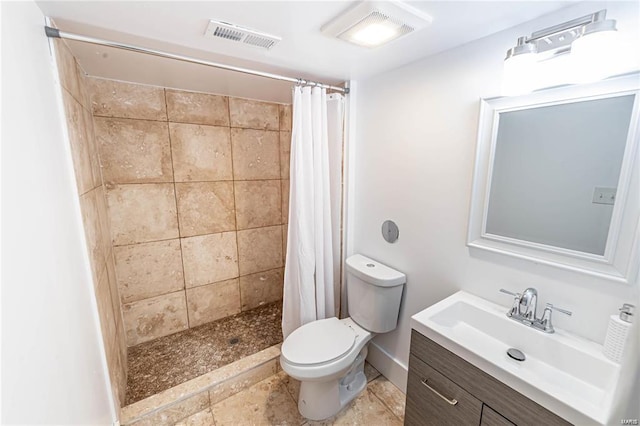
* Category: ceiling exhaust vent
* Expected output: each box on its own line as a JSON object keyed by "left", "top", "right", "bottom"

{"left": 205, "top": 20, "right": 281, "bottom": 50}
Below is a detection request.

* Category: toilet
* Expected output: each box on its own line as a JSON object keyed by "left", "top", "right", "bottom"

{"left": 280, "top": 254, "right": 406, "bottom": 420}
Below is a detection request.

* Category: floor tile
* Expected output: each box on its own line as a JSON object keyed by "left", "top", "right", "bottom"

{"left": 174, "top": 408, "right": 216, "bottom": 426}
{"left": 281, "top": 373, "right": 301, "bottom": 403}
{"left": 211, "top": 371, "right": 303, "bottom": 426}
{"left": 364, "top": 362, "right": 381, "bottom": 383}
{"left": 306, "top": 388, "right": 402, "bottom": 426}
{"left": 368, "top": 376, "right": 406, "bottom": 422}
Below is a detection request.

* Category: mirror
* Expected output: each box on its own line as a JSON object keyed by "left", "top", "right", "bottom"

{"left": 468, "top": 75, "right": 640, "bottom": 283}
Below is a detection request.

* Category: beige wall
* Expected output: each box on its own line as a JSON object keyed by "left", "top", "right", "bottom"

{"left": 86, "top": 78, "right": 292, "bottom": 347}
{"left": 54, "top": 39, "right": 127, "bottom": 408}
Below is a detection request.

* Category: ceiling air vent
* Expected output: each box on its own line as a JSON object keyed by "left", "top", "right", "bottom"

{"left": 205, "top": 20, "right": 281, "bottom": 50}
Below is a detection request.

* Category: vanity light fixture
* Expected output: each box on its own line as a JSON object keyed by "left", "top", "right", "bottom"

{"left": 503, "top": 9, "right": 620, "bottom": 95}
{"left": 321, "top": 1, "right": 432, "bottom": 48}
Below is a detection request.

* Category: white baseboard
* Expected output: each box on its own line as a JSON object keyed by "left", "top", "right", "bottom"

{"left": 366, "top": 341, "right": 408, "bottom": 393}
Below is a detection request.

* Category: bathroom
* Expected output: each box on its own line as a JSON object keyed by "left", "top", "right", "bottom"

{"left": 2, "top": 0, "right": 639, "bottom": 425}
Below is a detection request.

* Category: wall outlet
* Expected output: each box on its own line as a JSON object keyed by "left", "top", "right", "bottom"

{"left": 592, "top": 187, "right": 616, "bottom": 205}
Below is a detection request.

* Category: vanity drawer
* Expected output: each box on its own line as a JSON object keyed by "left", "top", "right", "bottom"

{"left": 405, "top": 354, "right": 483, "bottom": 426}
{"left": 409, "top": 330, "right": 570, "bottom": 426}
{"left": 481, "top": 405, "right": 515, "bottom": 426}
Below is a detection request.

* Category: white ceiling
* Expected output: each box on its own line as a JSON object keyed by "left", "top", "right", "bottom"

{"left": 37, "top": 1, "right": 577, "bottom": 103}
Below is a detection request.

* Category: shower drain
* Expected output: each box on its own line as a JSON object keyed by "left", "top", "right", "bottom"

{"left": 229, "top": 337, "right": 240, "bottom": 345}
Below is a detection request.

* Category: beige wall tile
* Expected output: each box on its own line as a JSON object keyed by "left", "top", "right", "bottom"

{"left": 54, "top": 40, "right": 82, "bottom": 104}
{"left": 95, "top": 117, "right": 173, "bottom": 184}
{"left": 281, "top": 180, "right": 289, "bottom": 224}
{"left": 169, "top": 123, "right": 232, "bottom": 182}
{"left": 176, "top": 182, "right": 235, "bottom": 237}
{"left": 186, "top": 278, "right": 241, "bottom": 327}
{"left": 116, "top": 313, "right": 128, "bottom": 370}
{"left": 234, "top": 180, "right": 281, "bottom": 230}
{"left": 114, "top": 239, "right": 185, "bottom": 303}
{"left": 89, "top": 78, "right": 167, "bottom": 121}
{"left": 280, "top": 131, "right": 291, "bottom": 179}
{"left": 181, "top": 232, "right": 239, "bottom": 288}
{"left": 229, "top": 98, "right": 279, "bottom": 130}
{"left": 237, "top": 226, "right": 283, "bottom": 275}
{"left": 123, "top": 291, "right": 188, "bottom": 346}
{"left": 279, "top": 104, "right": 292, "bottom": 131}
{"left": 230, "top": 129, "right": 280, "bottom": 180}
{"left": 76, "top": 62, "right": 92, "bottom": 111}
{"left": 282, "top": 225, "right": 288, "bottom": 264}
{"left": 107, "top": 183, "right": 179, "bottom": 246}
{"left": 62, "top": 90, "right": 94, "bottom": 194}
{"left": 166, "top": 89, "right": 229, "bottom": 126}
{"left": 107, "top": 342, "right": 127, "bottom": 409}
{"left": 80, "top": 188, "right": 105, "bottom": 282}
{"left": 239, "top": 268, "right": 283, "bottom": 311}
{"left": 96, "top": 264, "right": 117, "bottom": 356}
{"left": 208, "top": 360, "right": 277, "bottom": 405}
{"left": 106, "top": 252, "right": 123, "bottom": 326}
{"left": 95, "top": 186, "right": 113, "bottom": 262}
{"left": 83, "top": 107, "right": 103, "bottom": 189}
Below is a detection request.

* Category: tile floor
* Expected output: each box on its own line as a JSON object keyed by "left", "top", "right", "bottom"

{"left": 173, "top": 363, "right": 405, "bottom": 426}
{"left": 126, "top": 302, "right": 282, "bottom": 404}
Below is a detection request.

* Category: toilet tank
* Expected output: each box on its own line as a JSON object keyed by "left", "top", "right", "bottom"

{"left": 346, "top": 254, "right": 406, "bottom": 333}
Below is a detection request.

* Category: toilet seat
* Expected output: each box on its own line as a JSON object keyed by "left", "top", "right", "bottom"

{"left": 281, "top": 317, "right": 356, "bottom": 366}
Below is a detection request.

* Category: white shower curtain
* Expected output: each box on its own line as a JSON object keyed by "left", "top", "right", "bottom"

{"left": 282, "top": 86, "right": 344, "bottom": 338}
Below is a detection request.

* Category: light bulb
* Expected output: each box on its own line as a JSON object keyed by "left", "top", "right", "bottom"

{"left": 571, "top": 21, "right": 621, "bottom": 83}
{"left": 503, "top": 52, "right": 538, "bottom": 96}
{"left": 350, "top": 22, "right": 399, "bottom": 47}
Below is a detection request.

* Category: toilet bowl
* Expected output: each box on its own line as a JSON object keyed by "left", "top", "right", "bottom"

{"left": 280, "top": 254, "right": 406, "bottom": 420}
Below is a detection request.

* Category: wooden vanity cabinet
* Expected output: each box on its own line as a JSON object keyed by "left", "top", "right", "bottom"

{"left": 404, "top": 330, "right": 571, "bottom": 426}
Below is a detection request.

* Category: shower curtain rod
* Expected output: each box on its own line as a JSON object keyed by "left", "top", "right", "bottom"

{"left": 44, "top": 26, "right": 348, "bottom": 94}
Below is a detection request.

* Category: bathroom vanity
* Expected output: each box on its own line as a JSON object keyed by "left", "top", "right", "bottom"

{"left": 406, "top": 292, "right": 621, "bottom": 425}
{"left": 405, "top": 330, "right": 568, "bottom": 425}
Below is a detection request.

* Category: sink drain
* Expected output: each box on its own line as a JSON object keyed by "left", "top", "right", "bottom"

{"left": 229, "top": 337, "right": 240, "bottom": 345}
{"left": 507, "top": 348, "right": 525, "bottom": 361}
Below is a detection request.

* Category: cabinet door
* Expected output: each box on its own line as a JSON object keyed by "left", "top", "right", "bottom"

{"left": 405, "top": 355, "right": 483, "bottom": 426}
{"left": 481, "top": 405, "right": 515, "bottom": 426}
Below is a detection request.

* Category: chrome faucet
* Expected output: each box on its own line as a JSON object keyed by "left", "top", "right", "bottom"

{"left": 518, "top": 287, "right": 538, "bottom": 320}
{"left": 499, "top": 288, "right": 571, "bottom": 333}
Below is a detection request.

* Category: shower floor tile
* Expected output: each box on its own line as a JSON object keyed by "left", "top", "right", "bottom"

{"left": 125, "top": 301, "right": 283, "bottom": 405}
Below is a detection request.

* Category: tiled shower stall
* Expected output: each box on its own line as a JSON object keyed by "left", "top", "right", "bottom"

{"left": 54, "top": 36, "right": 292, "bottom": 413}
{"left": 95, "top": 78, "right": 291, "bottom": 346}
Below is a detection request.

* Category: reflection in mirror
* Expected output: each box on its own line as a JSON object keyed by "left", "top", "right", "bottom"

{"left": 486, "top": 95, "right": 635, "bottom": 255}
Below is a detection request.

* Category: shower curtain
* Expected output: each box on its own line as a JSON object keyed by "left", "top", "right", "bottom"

{"left": 282, "top": 86, "right": 344, "bottom": 338}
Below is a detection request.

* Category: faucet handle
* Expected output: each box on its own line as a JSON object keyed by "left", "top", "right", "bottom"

{"left": 545, "top": 303, "right": 572, "bottom": 316}
{"left": 537, "top": 303, "right": 572, "bottom": 333}
{"left": 499, "top": 289, "right": 521, "bottom": 317}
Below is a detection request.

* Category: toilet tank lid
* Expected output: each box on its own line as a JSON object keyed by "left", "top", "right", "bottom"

{"left": 346, "top": 254, "right": 406, "bottom": 287}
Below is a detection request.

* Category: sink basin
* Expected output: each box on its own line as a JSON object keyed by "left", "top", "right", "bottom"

{"left": 411, "top": 291, "right": 621, "bottom": 425}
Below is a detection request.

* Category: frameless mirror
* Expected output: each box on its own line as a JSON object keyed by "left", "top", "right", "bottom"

{"left": 468, "top": 75, "right": 640, "bottom": 283}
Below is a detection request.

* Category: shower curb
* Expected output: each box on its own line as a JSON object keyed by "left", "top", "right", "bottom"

{"left": 119, "top": 344, "right": 282, "bottom": 425}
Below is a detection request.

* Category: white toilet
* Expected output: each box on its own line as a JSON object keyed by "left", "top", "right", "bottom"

{"left": 280, "top": 254, "right": 406, "bottom": 420}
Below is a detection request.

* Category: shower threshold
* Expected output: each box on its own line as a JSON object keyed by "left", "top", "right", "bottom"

{"left": 125, "top": 301, "right": 283, "bottom": 405}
